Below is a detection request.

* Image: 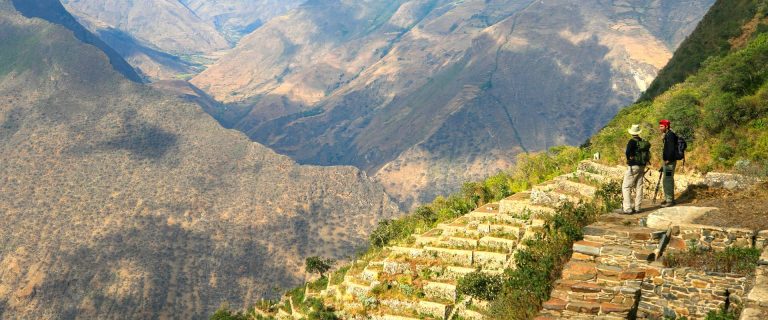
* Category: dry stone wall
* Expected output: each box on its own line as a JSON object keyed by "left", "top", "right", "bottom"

{"left": 639, "top": 267, "right": 751, "bottom": 318}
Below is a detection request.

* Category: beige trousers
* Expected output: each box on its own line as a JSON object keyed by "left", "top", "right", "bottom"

{"left": 622, "top": 165, "right": 645, "bottom": 213}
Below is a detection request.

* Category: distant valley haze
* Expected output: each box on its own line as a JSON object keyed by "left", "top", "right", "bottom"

{"left": 55, "top": 0, "right": 715, "bottom": 208}
{"left": 0, "top": 0, "right": 715, "bottom": 318}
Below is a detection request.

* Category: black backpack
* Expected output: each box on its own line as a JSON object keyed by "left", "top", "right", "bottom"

{"left": 673, "top": 130, "right": 687, "bottom": 161}
{"left": 635, "top": 139, "right": 651, "bottom": 165}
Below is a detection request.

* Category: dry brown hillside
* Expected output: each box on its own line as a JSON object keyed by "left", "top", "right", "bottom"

{"left": 191, "top": 0, "right": 714, "bottom": 208}
{"left": 0, "top": 1, "right": 400, "bottom": 318}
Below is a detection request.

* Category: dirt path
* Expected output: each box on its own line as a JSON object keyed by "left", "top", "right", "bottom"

{"left": 679, "top": 182, "right": 768, "bottom": 230}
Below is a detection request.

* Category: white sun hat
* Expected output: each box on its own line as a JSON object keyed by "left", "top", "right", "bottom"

{"left": 628, "top": 124, "right": 642, "bottom": 135}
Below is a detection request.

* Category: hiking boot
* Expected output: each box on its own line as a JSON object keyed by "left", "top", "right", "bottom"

{"left": 660, "top": 201, "right": 676, "bottom": 208}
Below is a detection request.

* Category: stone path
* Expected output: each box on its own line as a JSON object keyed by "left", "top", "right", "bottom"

{"left": 293, "top": 161, "right": 766, "bottom": 320}
{"left": 537, "top": 163, "right": 768, "bottom": 320}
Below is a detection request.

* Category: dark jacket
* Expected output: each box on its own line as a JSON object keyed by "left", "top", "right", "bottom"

{"left": 662, "top": 130, "right": 678, "bottom": 162}
{"left": 625, "top": 137, "right": 646, "bottom": 166}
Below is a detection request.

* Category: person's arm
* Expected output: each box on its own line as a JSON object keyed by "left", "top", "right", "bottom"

{"left": 626, "top": 139, "right": 637, "bottom": 164}
{"left": 663, "top": 132, "right": 677, "bottom": 164}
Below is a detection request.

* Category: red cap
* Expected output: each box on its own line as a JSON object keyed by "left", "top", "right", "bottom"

{"left": 659, "top": 119, "right": 671, "bottom": 127}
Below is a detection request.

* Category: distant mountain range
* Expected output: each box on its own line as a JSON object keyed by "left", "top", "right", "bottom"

{"left": 0, "top": 1, "right": 399, "bottom": 318}
{"left": 59, "top": 0, "right": 304, "bottom": 79}
{"left": 190, "top": 0, "right": 714, "bottom": 208}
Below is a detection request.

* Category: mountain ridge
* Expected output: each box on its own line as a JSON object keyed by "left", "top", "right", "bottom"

{"left": 0, "top": 1, "right": 401, "bottom": 318}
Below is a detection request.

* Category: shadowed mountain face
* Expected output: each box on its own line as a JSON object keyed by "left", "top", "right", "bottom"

{"left": 0, "top": 1, "right": 400, "bottom": 319}
{"left": 10, "top": 0, "right": 142, "bottom": 82}
{"left": 59, "top": 0, "right": 305, "bottom": 80}
{"left": 191, "top": 0, "right": 714, "bottom": 208}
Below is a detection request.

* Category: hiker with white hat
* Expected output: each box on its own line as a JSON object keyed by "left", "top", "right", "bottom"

{"left": 621, "top": 124, "right": 651, "bottom": 214}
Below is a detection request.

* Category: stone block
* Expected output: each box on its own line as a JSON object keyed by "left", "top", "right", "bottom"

{"left": 542, "top": 298, "right": 567, "bottom": 311}
{"left": 345, "top": 282, "right": 371, "bottom": 297}
{"left": 566, "top": 301, "right": 600, "bottom": 314}
{"left": 383, "top": 261, "right": 410, "bottom": 275}
{"left": 596, "top": 264, "right": 623, "bottom": 277}
{"left": 424, "top": 247, "right": 473, "bottom": 266}
{"left": 474, "top": 251, "right": 508, "bottom": 269}
{"left": 756, "top": 230, "right": 768, "bottom": 250}
{"left": 748, "top": 268, "right": 768, "bottom": 305}
{"left": 390, "top": 246, "right": 424, "bottom": 258}
{"left": 574, "top": 240, "right": 603, "bottom": 256}
{"left": 444, "top": 266, "right": 476, "bottom": 280}
{"left": 479, "top": 236, "right": 517, "bottom": 252}
{"left": 563, "top": 262, "right": 598, "bottom": 281}
{"left": 572, "top": 252, "right": 596, "bottom": 261}
{"left": 619, "top": 269, "right": 646, "bottom": 280}
{"left": 417, "top": 301, "right": 452, "bottom": 319}
{"left": 446, "top": 237, "right": 478, "bottom": 248}
{"left": 423, "top": 281, "right": 457, "bottom": 302}
{"left": 362, "top": 267, "right": 380, "bottom": 282}
{"left": 571, "top": 282, "right": 603, "bottom": 293}
{"left": 740, "top": 308, "right": 767, "bottom": 320}
{"left": 457, "top": 309, "right": 485, "bottom": 320}
{"left": 760, "top": 248, "right": 768, "bottom": 266}
{"left": 601, "top": 245, "right": 632, "bottom": 256}
{"left": 601, "top": 302, "right": 631, "bottom": 313}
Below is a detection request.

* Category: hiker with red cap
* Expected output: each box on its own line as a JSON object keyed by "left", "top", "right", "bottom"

{"left": 659, "top": 119, "right": 678, "bottom": 207}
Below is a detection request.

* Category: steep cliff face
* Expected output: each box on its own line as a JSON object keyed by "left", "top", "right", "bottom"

{"left": 11, "top": 0, "right": 142, "bottom": 82}
{"left": 191, "top": 0, "right": 714, "bottom": 207}
{"left": 0, "top": 1, "right": 400, "bottom": 319}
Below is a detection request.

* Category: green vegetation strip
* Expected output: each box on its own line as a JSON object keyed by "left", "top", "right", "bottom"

{"left": 457, "top": 182, "right": 621, "bottom": 319}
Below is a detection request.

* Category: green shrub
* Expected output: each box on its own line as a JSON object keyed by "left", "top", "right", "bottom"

{"left": 210, "top": 306, "right": 249, "bottom": 320}
{"left": 329, "top": 266, "right": 349, "bottom": 286}
{"left": 705, "top": 308, "right": 739, "bottom": 320}
{"left": 487, "top": 195, "right": 603, "bottom": 319}
{"left": 594, "top": 181, "right": 622, "bottom": 212}
{"left": 305, "top": 256, "right": 334, "bottom": 278}
{"left": 307, "top": 276, "right": 329, "bottom": 292}
{"left": 457, "top": 272, "right": 505, "bottom": 301}
{"left": 664, "top": 246, "right": 761, "bottom": 275}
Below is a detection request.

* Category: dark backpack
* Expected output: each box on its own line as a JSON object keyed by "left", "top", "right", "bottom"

{"left": 635, "top": 139, "right": 651, "bottom": 165}
{"left": 675, "top": 134, "right": 687, "bottom": 161}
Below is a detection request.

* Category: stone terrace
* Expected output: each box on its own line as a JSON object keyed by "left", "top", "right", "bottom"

{"left": 307, "top": 162, "right": 615, "bottom": 319}
{"left": 277, "top": 161, "right": 765, "bottom": 320}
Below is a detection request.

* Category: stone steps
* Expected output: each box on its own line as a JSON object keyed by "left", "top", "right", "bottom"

{"left": 578, "top": 161, "right": 626, "bottom": 179}
{"left": 499, "top": 192, "right": 557, "bottom": 217}
{"left": 741, "top": 254, "right": 768, "bottom": 320}
{"left": 539, "top": 215, "right": 664, "bottom": 319}
{"left": 377, "top": 297, "right": 454, "bottom": 319}
{"left": 328, "top": 161, "right": 616, "bottom": 319}
{"left": 530, "top": 181, "right": 587, "bottom": 206}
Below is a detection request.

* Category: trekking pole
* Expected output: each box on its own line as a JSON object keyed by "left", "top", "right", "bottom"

{"left": 652, "top": 167, "right": 663, "bottom": 204}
